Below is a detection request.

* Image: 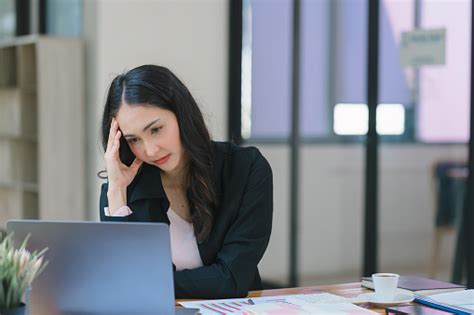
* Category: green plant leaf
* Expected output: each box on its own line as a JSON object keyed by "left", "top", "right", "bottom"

{"left": 0, "top": 233, "right": 47, "bottom": 309}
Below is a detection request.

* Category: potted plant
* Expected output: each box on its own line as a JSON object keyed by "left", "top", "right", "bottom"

{"left": 0, "top": 234, "right": 47, "bottom": 315}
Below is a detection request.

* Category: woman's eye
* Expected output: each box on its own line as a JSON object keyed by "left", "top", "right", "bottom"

{"left": 127, "top": 138, "right": 138, "bottom": 144}
{"left": 151, "top": 127, "right": 162, "bottom": 134}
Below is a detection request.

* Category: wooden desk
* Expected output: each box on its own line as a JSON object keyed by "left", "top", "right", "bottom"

{"left": 177, "top": 282, "right": 388, "bottom": 314}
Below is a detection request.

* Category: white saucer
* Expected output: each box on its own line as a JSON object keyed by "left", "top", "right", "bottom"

{"left": 360, "top": 289, "right": 414, "bottom": 306}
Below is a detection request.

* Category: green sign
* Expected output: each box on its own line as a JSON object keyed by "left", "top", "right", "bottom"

{"left": 400, "top": 28, "right": 446, "bottom": 67}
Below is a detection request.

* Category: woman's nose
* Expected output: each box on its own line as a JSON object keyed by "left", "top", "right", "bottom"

{"left": 144, "top": 141, "right": 159, "bottom": 157}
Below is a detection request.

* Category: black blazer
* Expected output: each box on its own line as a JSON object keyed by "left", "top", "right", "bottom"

{"left": 99, "top": 141, "right": 273, "bottom": 299}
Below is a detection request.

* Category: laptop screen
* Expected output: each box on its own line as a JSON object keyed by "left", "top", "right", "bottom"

{"left": 7, "top": 220, "right": 176, "bottom": 315}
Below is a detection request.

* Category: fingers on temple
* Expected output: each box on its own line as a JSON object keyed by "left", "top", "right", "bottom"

{"left": 106, "top": 119, "right": 117, "bottom": 152}
{"left": 130, "top": 158, "right": 143, "bottom": 171}
{"left": 112, "top": 130, "right": 121, "bottom": 156}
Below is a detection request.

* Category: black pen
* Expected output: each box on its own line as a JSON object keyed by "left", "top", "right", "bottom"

{"left": 247, "top": 298, "right": 255, "bottom": 305}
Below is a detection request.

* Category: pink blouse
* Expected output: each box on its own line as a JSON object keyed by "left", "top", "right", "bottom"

{"left": 104, "top": 206, "right": 203, "bottom": 271}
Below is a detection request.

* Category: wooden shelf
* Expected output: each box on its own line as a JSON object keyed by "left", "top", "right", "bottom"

{"left": 0, "top": 46, "right": 17, "bottom": 86}
{"left": 0, "top": 180, "right": 38, "bottom": 192}
{"left": 0, "top": 36, "right": 85, "bottom": 225}
{"left": 0, "top": 188, "right": 38, "bottom": 229}
{"left": 0, "top": 139, "right": 37, "bottom": 183}
{"left": 0, "top": 88, "right": 37, "bottom": 138}
{"left": 17, "top": 44, "right": 37, "bottom": 91}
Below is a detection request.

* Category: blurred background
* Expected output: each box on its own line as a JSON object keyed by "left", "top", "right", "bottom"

{"left": 0, "top": 0, "right": 472, "bottom": 289}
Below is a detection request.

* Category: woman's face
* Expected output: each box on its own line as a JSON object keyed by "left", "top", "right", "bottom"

{"left": 116, "top": 103, "right": 186, "bottom": 175}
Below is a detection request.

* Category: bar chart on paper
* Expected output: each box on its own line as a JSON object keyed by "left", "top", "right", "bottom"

{"left": 179, "top": 296, "right": 287, "bottom": 315}
{"left": 178, "top": 293, "right": 376, "bottom": 315}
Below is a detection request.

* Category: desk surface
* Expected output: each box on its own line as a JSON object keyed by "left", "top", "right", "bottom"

{"left": 178, "top": 282, "right": 388, "bottom": 314}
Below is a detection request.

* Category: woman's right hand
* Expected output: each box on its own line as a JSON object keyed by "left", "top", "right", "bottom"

{"left": 104, "top": 118, "right": 143, "bottom": 213}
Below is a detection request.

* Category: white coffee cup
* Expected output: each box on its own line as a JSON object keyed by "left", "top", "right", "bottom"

{"left": 372, "top": 273, "right": 399, "bottom": 300}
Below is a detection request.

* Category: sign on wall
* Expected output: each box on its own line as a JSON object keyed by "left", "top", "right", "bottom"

{"left": 400, "top": 28, "right": 446, "bottom": 67}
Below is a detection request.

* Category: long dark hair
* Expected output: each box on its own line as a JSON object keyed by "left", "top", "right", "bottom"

{"left": 101, "top": 65, "right": 217, "bottom": 241}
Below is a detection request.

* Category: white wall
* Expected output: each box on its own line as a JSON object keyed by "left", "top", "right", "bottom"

{"left": 83, "top": 0, "right": 229, "bottom": 219}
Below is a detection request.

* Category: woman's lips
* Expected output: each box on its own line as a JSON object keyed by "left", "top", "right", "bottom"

{"left": 154, "top": 154, "right": 171, "bottom": 165}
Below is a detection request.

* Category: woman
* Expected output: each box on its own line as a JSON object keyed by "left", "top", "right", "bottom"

{"left": 99, "top": 65, "right": 273, "bottom": 299}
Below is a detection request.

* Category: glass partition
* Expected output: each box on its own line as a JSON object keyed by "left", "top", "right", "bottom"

{"left": 378, "top": 0, "right": 470, "bottom": 284}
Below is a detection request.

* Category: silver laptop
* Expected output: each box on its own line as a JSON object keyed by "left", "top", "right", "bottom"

{"left": 7, "top": 220, "right": 198, "bottom": 315}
